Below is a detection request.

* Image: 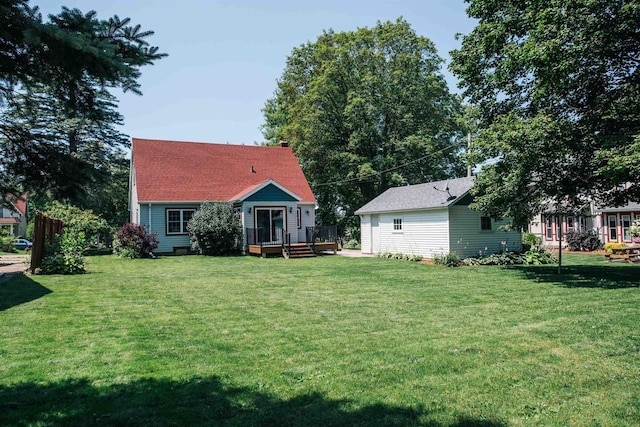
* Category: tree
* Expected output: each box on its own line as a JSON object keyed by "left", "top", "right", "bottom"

{"left": 450, "top": 0, "right": 640, "bottom": 227}
{"left": 0, "top": 1, "right": 166, "bottom": 204}
{"left": 262, "top": 18, "right": 465, "bottom": 230}
{"left": 43, "top": 201, "right": 111, "bottom": 244}
{"left": 187, "top": 203, "right": 242, "bottom": 256}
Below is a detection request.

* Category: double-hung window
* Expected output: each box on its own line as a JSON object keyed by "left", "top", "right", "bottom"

{"left": 480, "top": 216, "right": 491, "bottom": 231}
{"left": 608, "top": 215, "right": 618, "bottom": 241}
{"left": 622, "top": 215, "right": 631, "bottom": 241}
{"left": 166, "top": 208, "right": 195, "bottom": 235}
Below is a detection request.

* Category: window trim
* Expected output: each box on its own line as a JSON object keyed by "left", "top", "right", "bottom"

{"left": 544, "top": 216, "right": 553, "bottom": 240}
{"left": 166, "top": 208, "right": 196, "bottom": 235}
{"left": 622, "top": 214, "right": 631, "bottom": 241}
{"left": 608, "top": 214, "right": 618, "bottom": 241}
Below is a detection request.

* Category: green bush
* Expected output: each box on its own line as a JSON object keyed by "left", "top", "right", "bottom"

{"left": 374, "top": 252, "right": 423, "bottom": 262}
{"left": 342, "top": 239, "right": 360, "bottom": 249}
{"left": 40, "top": 231, "right": 86, "bottom": 275}
{"left": 433, "top": 252, "right": 461, "bottom": 267}
{"left": 566, "top": 230, "right": 601, "bottom": 251}
{"left": 44, "top": 201, "right": 112, "bottom": 245}
{"left": 524, "top": 248, "right": 558, "bottom": 265}
{"left": 522, "top": 232, "right": 542, "bottom": 251}
{"left": 188, "top": 202, "right": 242, "bottom": 256}
{"left": 462, "top": 251, "right": 525, "bottom": 266}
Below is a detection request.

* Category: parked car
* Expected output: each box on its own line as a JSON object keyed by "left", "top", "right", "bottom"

{"left": 14, "top": 238, "right": 32, "bottom": 250}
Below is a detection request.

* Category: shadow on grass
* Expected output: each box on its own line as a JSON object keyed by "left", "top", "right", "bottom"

{"left": 0, "top": 274, "right": 52, "bottom": 311}
{"left": 0, "top": 376, "right": 506, "bottom": 426}
{"left": 506, "top": 264, "right": 640, "bottom": 289}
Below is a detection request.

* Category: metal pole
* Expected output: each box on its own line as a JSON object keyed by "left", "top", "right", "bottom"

{"left": 558, "top": 214, "right": 562, "bottom": 275}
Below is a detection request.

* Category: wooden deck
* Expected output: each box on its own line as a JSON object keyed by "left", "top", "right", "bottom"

{"left": 247, "top": 242, "right": 339, "bottom": 258}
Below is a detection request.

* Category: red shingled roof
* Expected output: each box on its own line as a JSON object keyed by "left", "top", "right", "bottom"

{"left": 5, "top": 194, "right": 27, "bottom": 215}
{"left": 132, "top": 138, "right": 316, "bottom": 203}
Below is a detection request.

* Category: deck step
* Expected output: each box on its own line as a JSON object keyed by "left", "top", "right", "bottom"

{"left": 285, "top": 244, "right": 316, "bottom": 259}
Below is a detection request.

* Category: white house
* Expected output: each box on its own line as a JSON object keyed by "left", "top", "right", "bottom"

{"left": 529, "top": 202, "right": 640, "bottom": 247}
{"left": 0, "top": 194, "right": 28, "bottom": 237}
{"left": 355, "top": 177, "right": 522, "bottom": 258}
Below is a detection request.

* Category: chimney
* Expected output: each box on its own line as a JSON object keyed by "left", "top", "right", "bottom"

{"left": 278, "top": 140, "right": 289, "bottom": 148}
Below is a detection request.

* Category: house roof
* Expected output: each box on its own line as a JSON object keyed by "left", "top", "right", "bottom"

{"left": 596, "top": 202, "right": 640, "bottom": 214}
{"left": 5, "top": 194, "right": 27, "bottom": 215}
{"left": 132, "top": 139, "right": 316, "bottom": 203}
{"left": 355, "top": 176, "right": 474, "bottom": 215}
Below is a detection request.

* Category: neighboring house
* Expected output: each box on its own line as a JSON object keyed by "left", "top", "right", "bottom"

{"left": 529, "top": 202, "right": 640, "bottom": 247}
{"left": 129, "top": 138, "right": 317, "bottom": 254}
{"left": 0, "top": 194, "right": 28, "bottom": 237}
{"left": 355, "top": 177, "right": 522, "bottom": 258}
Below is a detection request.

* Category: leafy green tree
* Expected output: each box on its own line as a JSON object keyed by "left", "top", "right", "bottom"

{"left": 450, "top": 0, "right": 640, "bottom": 227}
{"left": 0, "top": 1, "right": 166, "bottom": 204}
{"left": 263, "top": 18, "right": 465, "bottom": 230}
{"left": 43, "top": 201, "right": 111, "bottom": 244}
{"left": 188, "top": 203, "right": 242, "bottom": 256}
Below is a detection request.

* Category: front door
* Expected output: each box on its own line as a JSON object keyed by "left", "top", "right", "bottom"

{"left": 371, "top": 214, "right": 380, "bottom": 253}
{"left": 256, "top": 208, "right": 285, "bottom": 243}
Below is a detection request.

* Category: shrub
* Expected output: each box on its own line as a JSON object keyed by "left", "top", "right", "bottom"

{"left": 342, "top": 239, "right": 360, "bottom": 249}
{"left": 187, "top": 202, "right": 242, "bottom": 256}
{"left": 40, "top": 231, "right": 86, "bottom": 274}
{"left": 113, "top": 223, "right": 158, "bottom": 258}
{"left": 433, "top": 252, "right": 461, "bottom": 267}
{"left": 522, "top": 232, "right": 542, "bottom": 251}
{"left": 44, "top": 201, "right": 112, "bottom": 245}
{"left": 524, "top": 249, "right": 558, "bottom": 265}
{"left": 462, "top": 251, "right": 526, "bottom": 266}
{"left": 604, "top": 242, "right": 626, "bottom": 253}
{"left": 566, "top": 230, "right": 602, "bottom": 251}
{"left": 374, "top": 252, "right": 423, "bottom": 262}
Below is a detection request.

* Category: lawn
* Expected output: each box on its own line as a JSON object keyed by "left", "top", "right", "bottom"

{"left": 1, "top": 253, "right": 638, "bottom": 426}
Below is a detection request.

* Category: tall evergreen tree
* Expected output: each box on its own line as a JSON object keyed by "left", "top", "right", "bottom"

{"left": 0, "top": 1, "right": 166, "bottom": 204}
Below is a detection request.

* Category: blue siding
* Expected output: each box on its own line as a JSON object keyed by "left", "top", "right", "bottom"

{"left": 244, "top": 184, "right": 297, "bottom": 202}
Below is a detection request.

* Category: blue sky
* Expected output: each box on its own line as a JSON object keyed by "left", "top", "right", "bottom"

{"left": 37, "top": 0, "right": 476, "bottom": 145}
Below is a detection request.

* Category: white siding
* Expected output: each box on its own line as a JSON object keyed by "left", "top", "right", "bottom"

{"left": 448, "top": 205, "right": 522, "bottom": 258}
{"left": 376, "top": 209, "right": 450, "bottom": 258}
{"left": 360, "top": 215, "right": 372, "bottom": 254}
{"left": 130, "top": 164, "right": 139, "bottom": 224}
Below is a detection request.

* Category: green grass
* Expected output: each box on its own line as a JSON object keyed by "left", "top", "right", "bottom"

{"left": 1, "top": 254, "right": 638, "bottom": 426}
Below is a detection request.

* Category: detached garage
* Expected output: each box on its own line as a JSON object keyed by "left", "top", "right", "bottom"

{"left": 355, "top": 176, "right": 521, "bottom": 259}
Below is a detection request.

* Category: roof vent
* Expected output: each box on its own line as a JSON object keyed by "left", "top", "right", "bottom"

{"left": 278, "top": 141, "right": 289, "bottom": 148}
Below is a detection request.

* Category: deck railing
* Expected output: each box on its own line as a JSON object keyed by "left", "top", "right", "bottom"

{"left": 245, "top": 227, "right": 286, "bottom": 247}
{"left": 306, "top": 225, "right": 338, "bottom": 253}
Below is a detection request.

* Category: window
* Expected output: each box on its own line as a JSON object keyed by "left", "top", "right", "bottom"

{"left": 393, "top": 218, "right": 403, "bottom": 231}
{"left": 566, "top": 216, "right": 575, "bottom": 233}
{"left": 545, "top": 216, "right": 553, "bottom": 239}
{"left": 480, "top": 216, "right": 491, "bottom": 231}
{"left": 256, "top": 208, "right": 285, "bottom": 243}
{"left": 608, "top": 215, "right": 618, "bottom": 241}
{"left": 579, "top": 217, "right": 587, "bottom": 232}
{"left": 622, "top": 214, "right": 631, "bottom": 241}
{"left": 166, "top": 208, "right": 195, "bottom": 235}
{"left": 297, "top": 207, "right": 302, "bottom": 229}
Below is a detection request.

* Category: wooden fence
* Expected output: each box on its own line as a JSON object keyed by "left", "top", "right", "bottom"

{"left": 30, "top": 211, "right": 64, "bottom": 273}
